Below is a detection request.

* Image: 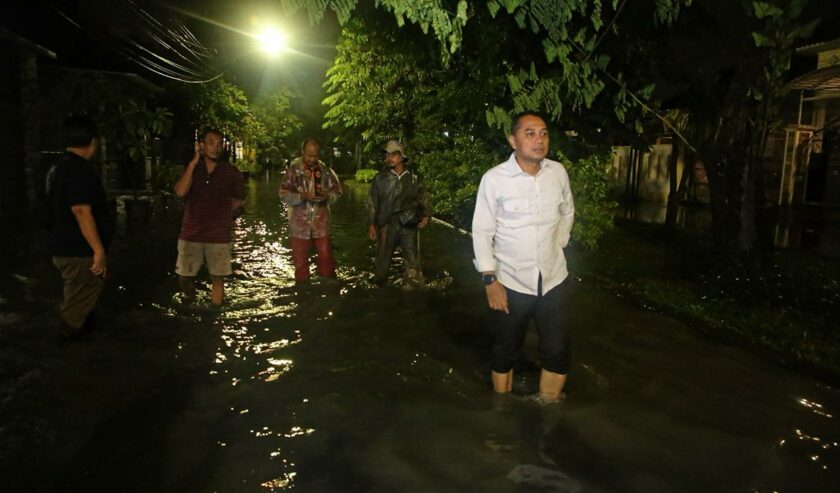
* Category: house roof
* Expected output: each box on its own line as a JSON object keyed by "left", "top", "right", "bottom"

{"left": 791, "top": 64, "right": 840, "bottom": 91}
{"left": 0, "top": 26, "right": 56, "bottom": 59}
{"left": 797, "top": 38, "right": 840, "bottom": 56}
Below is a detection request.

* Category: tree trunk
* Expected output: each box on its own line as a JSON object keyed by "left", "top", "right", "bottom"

{"left": 665, "top": 141, "right": 690, "bottom": 229}
{"left": 737, "top": 159, "right": 756, "bottom": 250}
{"left": 705, "top": 153, "right": 743, "bottom": 250}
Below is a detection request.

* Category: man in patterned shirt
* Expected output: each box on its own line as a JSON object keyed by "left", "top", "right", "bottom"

{"left": 278, "top": 138, "right": 342, "bottom": 285}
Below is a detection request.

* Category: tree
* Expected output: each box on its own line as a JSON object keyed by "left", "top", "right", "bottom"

{"left": 322, "top": 10, "right": 618, "bottom": 239}
{"left": 179, "top": 78, "right": 253, "bottom": 142}
{"left": 323, "top": 13, "right": 508, "bottom": 224}
{"left": 284, "top": 0, "right": 691, "bottom": 127}
{"left": 252, "top": 89, "right": 303, "bottom": 168}
{"left": 49, "top": 72, "right": 173, "bottom": 190}
{"left": 636, "top": 0, "right": 820, "bottom": 249}
{"left": 288, "top": 0, "right": 693, "bottom": 246}
{"left": 176, "top": 78, "right": 304, "bottom": 173}
{"left": 106, "top": 100, "right": 174, "bottom": 191}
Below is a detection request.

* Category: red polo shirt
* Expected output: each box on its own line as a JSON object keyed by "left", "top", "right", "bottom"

{"left": 179, "top": 161, "right": 245, "bottom": 243}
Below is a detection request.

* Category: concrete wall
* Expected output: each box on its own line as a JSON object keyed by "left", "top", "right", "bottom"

{"left": 612, "top": 144, "right": 682, "bottom": 203}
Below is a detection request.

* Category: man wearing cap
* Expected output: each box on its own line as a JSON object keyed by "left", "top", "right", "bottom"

{"left": 367, "top": 140, "right": 430, "bottom": 287}
{"left": 279, "top": 138, "right": 342, "bottom": 284}
{"left": 472, "top": 111, "right": 574, "bottom": 404}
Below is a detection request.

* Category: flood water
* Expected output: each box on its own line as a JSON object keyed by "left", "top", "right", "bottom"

{"left": 2, "top": 173, "right": 839, "bottom": 492}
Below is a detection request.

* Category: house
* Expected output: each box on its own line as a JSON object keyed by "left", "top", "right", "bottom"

{"left": 37, "top": 65, "right": 165, "bottom": 191}
{"left": 781, "top": 38, "right": 840, "bottom": 206}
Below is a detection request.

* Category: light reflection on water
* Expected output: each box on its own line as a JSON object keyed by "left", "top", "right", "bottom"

{"left": 261, "top": 472, "right": 296, "bottom": 491}
{"left": 798, "top": 397, "right": 834, "bottom": 418}
{"left": 778, "top": 426, "right": 839, "bottom": 472}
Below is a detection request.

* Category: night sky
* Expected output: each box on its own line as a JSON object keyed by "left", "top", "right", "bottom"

{"left": 5, "top": 0, "right": 840, "bottom": 126}
{"left": 5, "top": 0, "right": 340, "bottom": 126}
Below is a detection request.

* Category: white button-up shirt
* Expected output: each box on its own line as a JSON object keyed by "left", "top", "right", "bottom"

{"left": 472, "top": 152, "right": 574, "bottom": 295}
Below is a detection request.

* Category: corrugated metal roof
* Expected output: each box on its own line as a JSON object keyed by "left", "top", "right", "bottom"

{"left": 791, "top": 65, "right": 840, "bottom": 91}
{"left": 797, "top": 38, "right": 840, "bottom": 56}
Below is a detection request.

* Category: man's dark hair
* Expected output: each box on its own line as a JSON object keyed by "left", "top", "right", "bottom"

{"left": 301, "top": 138, "right": 321, "bottom": 152}
{"left": 63, "top": 115, "right": 98, "bottom": 148}
{"left": 510, "top": 110, "right": 546, "bottom": 135}
{"left": 200, "top": 128, "right": 224, "bottom": 141}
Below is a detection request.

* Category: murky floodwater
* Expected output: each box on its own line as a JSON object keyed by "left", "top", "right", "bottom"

{"left": 3, "top": 173, "right": 839, "bottom": 492}
{"left": 617, "top": 201, "right": 840, "bottom": 258}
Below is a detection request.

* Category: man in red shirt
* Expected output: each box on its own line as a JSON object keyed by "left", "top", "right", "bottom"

{"left": 173, "top": 129, "right": 245, "bottom": 305}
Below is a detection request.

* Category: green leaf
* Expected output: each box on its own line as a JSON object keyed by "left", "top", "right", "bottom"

{"left": 751, "top": 32, "right": 774, "bottom": 47}
{"left": 753, "top": 1, "right": 784, "bottom": 19}
{"left": 789, "top": 0, "right": 808, "bottom": 18}
{"left": 457, "top": 0, "right": 468, "bottom": 22}
{"left": 796, "top": 19, "right": 821, "bottom": 39}
{"left": 507, "top": 73, "right": 523, "bottom": 92}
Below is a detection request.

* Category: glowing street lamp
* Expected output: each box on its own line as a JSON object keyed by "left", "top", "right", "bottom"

{"left": 258, "top": 27, "right": 287, "bottom": 56}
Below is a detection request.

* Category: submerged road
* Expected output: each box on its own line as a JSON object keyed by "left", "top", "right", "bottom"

{"left": 2, "top": 172, "right": 839, "bottom": 492}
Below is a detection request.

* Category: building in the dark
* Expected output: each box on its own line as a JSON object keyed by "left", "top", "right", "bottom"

{"left": 0, "top": 27, "right": 55, "bottom": 222}
{"left": 781, "top": 39, "right": 840, "bottom": 206}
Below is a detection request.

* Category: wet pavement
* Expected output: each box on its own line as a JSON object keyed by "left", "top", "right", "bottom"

{"left": 2, "top": 173, "right": 839, "bottom": 492}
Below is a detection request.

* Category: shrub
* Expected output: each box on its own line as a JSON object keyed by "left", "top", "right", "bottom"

{"left": 236, "top": 158, "right": 260, "bottom": 175}
{"left": 153, "top": 161, "right": 183, "bottom": 192}
{"left": 557, "top": 149, "right": 616, "bottom": 249}
{"left": 354, "top": 168, "right": 378, "bottom": 183}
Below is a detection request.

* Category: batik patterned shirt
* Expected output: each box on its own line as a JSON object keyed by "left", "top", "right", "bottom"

{"left": 278, "top": 158, "right": 342, "bottom": 239}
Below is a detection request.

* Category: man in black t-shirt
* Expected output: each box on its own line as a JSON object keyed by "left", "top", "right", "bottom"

{"left": 46, "top": 115, "right": 113, "bottom": 340}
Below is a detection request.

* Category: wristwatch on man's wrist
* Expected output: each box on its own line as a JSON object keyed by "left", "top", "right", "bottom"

{"left": 482, "top": 274, "right": 497, "bottom": 285}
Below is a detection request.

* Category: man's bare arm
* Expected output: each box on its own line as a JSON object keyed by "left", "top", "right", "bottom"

{"left": 71, "top": 204, "right": 107, "bottom": 277}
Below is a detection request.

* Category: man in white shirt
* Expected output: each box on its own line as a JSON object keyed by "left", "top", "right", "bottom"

{"left": 472, "top": 111, "right": 575, "bottom": 403}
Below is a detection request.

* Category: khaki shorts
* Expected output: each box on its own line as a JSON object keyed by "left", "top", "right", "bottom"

{"left": 176, "top": 240, "right": 233, "bottom": 277}
{"left": 53, "top": 256, "right": 105, "bottom": 329}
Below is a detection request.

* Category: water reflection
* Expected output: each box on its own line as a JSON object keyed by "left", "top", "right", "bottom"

{"left": 798, "top": 397, "right": 834, "bottom": 418}
{"left": 619, "top": 201, "right": 840, "bottom": 256}
{"left": 779, "top": 428, "right": 838, "bottom": 471}
{"left": 262, "top": 473, "right": 296, "bottom": 491}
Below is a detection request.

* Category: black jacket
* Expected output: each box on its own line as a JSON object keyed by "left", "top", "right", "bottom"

{"left": 368, "top": 166, "right": 430, "bottom": 228}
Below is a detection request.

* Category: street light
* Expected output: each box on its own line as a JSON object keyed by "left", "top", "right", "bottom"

{"left": 258, "top": 27, "right": 287, "bottom": 56}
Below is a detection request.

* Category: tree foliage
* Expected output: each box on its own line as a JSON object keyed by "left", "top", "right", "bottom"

{"left": 286, "top": 0, "right": 692, "bottom": 130}
{"left": 179, "top": 78, "right": 253, "bottom": 141}
{"left": 252, "top": 89, "right": 304, "bottom": 166}
{"left": 323, "top": 14, "right": 506, "bottom": 225}
{"left": 640, "top": 0, "right": 819, "bottom": 249}
{"left": 323, "top": 12, "right": 618, "bottom": 239}
{"left": 300, "top": 0, "right": 821, "bottom": 250}
{"left": 176, "top": 78, "right": 302, "bottom": 172}
{"left": 293, "top": 0, "right": 697, "bottom": 247}
{"left": 47, "top": 72, "right": 173, "bottom": 189}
